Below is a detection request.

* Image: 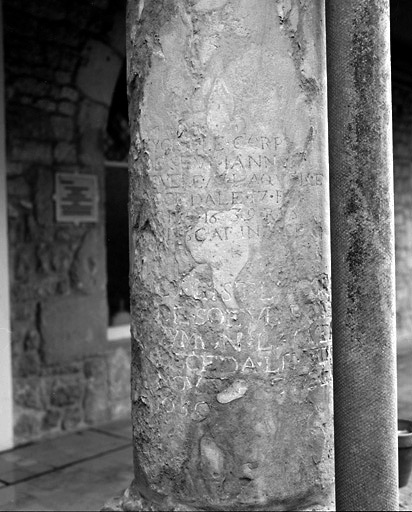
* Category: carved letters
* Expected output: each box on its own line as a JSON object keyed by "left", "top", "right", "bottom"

{"left": 143, "top": 128, "right": 331, "bottom": 416}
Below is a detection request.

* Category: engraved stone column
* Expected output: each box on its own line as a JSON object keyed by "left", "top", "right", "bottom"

{"left": 126, "top": 1, "right": 334, "bottom": 510}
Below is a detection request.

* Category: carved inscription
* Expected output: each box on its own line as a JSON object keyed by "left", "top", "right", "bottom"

{"left": 144, "top": 127, "right": 330, "bottom": 417}
{"left": 291, "top": 173, "right": 324, "bottom": 187}
{"left": 149, "top": 131, "right": 324, "bottom": 252}
{"left": 157, "top": 279, "right": 332, "bottom": 416}
{"left": 149, "top": 133, "right": 283, "bottom": 217}
{"left": 154, "top": 340, "right": 331, "bottom": 418}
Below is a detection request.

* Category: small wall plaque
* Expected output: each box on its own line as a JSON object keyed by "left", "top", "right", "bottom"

{"left": 55, "top": 173, "right": 98, "bottom": 223}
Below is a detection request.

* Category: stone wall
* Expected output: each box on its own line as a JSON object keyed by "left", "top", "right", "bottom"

{"left": 3, "top": 0, "right": 131, "bottom": 444}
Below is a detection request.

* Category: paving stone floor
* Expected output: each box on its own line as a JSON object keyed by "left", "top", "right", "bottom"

{"left": 0, "top": 350, "right": 411, "bottom": 511}
{"left": 0, "top": 419, "right": 133, "bottom": 511}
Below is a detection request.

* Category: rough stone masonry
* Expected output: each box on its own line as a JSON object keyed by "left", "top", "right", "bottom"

{"left": 124, "top": 0, "right": 334, "bottom": 509}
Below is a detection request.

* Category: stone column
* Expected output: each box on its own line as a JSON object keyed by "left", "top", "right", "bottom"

{"left": 326, "top": 1, "right": 398, "bottom": 510}
{"left": 125, "top": 1, "right": 334, "bottom": 509}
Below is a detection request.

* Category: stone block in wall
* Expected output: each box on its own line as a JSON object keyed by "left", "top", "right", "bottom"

{"left": 14, "top": 377, "right": 45, "bottom": 410}
{"left": 18, "top": 351, "right": 42, "bottom": 378}
{"left": 14, "top": 245, "right": 36, "bottom": 283}
{"left": 47, "top": 47, "right": 79, "bottom": 73}
{"left": 49, "top": 376, "right": 84, "bottom": 407}
{"left": 62, "top": 406, "right": 84, "bottom": 430}
{"left": 50, "top": 115, "right": 75, "bottom": 141}
{"left": 110, "top": 398, "right": 130, "bottom": 421}
{"left": 14, "top": 0, "right": 68, "bottom": 22}
{"left": 3, "top": 7, "right": 38, "bottom": 39}
{"left": 40, "top": 242, "right": 74, "bottom": 274}
{"left": 9, "top": 139, "right": 53, "bottom": 165}
{"left": 42, "top": 408, "right": 62, "bottom": 431}
{"left": 12, "top": 77, "right": 50, "bottom": 99}
{"left": 70, "top": 229, "right": 106, "bottom": 295}
{"left": 7, "top": 162, "right": 24, "bottom": 176}
{"left": 60, "top": 86, "right": 79, "bottom": 103}
{"left": 33, "top": 99, "right": 57, "bottom": 113}
{"left": 53, "top": 141, "right": 77, "bottom": 163}
{"left": 64, "top": 4, "right": 94, "bottom": 30}
{"left": 12, "top": 301, "right": 37, "bottom": 323}
{"left": 11, "top": 283, "right": 40, "bottom": 306}
{"left": 35, "top": 168, "right": 54, "bottom": 226}
{"left": 77, "top": 99, "right": 108, "bottom": 167}
{"left": 107, "top": 346, "right": 131, "bottom": 421}
{"left": 78, "top": 99, "right": 108, "bottom": 131}
{"left": 76, "top": 40, "right": 122, "bottom": 105}
{"left": 36, "top": 22, "right": 81, "bottom": 49}
{"left": 58, "top": 101, "right": 76, "bottom": 116}
{"left": 40, "top": 293, "right": 107, "bottom": 364}
{"left": 55, "top": 71, "right": 72, "bottom": 85}
{"left": 83, "top": 357, "right": 110, "bottom": 424}
{"left": 7, "top": 175, "right": 31, "bottom": 199}
{"left": 108, "top": 346, "right": 130, "bottom": 401}
{"left": 14, "top": 407, "right": 43, "bottom": 442}
{"left": 88, "top": 0, "right": 110, "bottom": 10}
{"left": 7, "top": 105, "right": 53, "bottom": 140}
{"left": 10, "top": 320, "right": 27, "bottom": 348}
{"left": 23, "top": 329, "right": 41, "bottom": 351}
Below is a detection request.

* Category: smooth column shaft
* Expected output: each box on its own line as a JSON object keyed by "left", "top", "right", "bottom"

{"left": 326, "top": 2, "right": 398, "bottom": 510}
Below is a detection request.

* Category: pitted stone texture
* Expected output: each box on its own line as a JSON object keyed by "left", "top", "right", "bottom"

{"left": 128, "top": 0, "right": 333, "bottom": 509}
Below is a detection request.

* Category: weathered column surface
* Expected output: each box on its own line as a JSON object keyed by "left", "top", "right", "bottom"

{"left": 124, "top": 1, "right": 334, "bottom": 510}
{"left": 326, "top": 1, "right": 398, "bottom": 511}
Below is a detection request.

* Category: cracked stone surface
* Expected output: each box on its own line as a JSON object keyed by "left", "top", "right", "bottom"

{"left": 126, "top": 0, "right": 334, "bottom": 509}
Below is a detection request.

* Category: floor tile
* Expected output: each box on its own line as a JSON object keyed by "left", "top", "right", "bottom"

{"left": 0, "top": 487, "right": 55, "bottom": 512}
{"left": 92, "top": 419, "right": 132, "bottom": 441}
{"left": 15, "top": 445, "right": 77, "bottom": 469}
{"left": 9, "top": 447, "right": 133, "bottom": 511}
{"left": 1, "top": 453, "right": 25, "bottom": 463}
{"left": 13, "top": 431, "right": 129, "bottom": 472}
{"left": 0, "top": 456, "right": 53, "bottom": 481}
{"left": 0, "top": 460, "right": 19, "bottom": 475}
{"left": 0, "top": 467, "right": 38, "bottom": 485}
{"left": 0, "top": 486, "right": 34, "bottom": 510}
{"left": 74, "top": 429, "right": 130, "bottom": 451}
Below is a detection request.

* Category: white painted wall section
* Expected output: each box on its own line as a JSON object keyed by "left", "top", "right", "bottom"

{"left": 0, "top": 2, "right": 14, "bottom": 452}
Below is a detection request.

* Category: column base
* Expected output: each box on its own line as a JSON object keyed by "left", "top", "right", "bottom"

{"left": 102, "top": 485, "right": 336, "bottom": 512}
{"left": 102, "top": 486, "right": 198, "bottom": 512}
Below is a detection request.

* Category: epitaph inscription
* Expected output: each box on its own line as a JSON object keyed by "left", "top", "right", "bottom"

{"left": 138, "top": 125, "right": 332, "bottom": 418}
